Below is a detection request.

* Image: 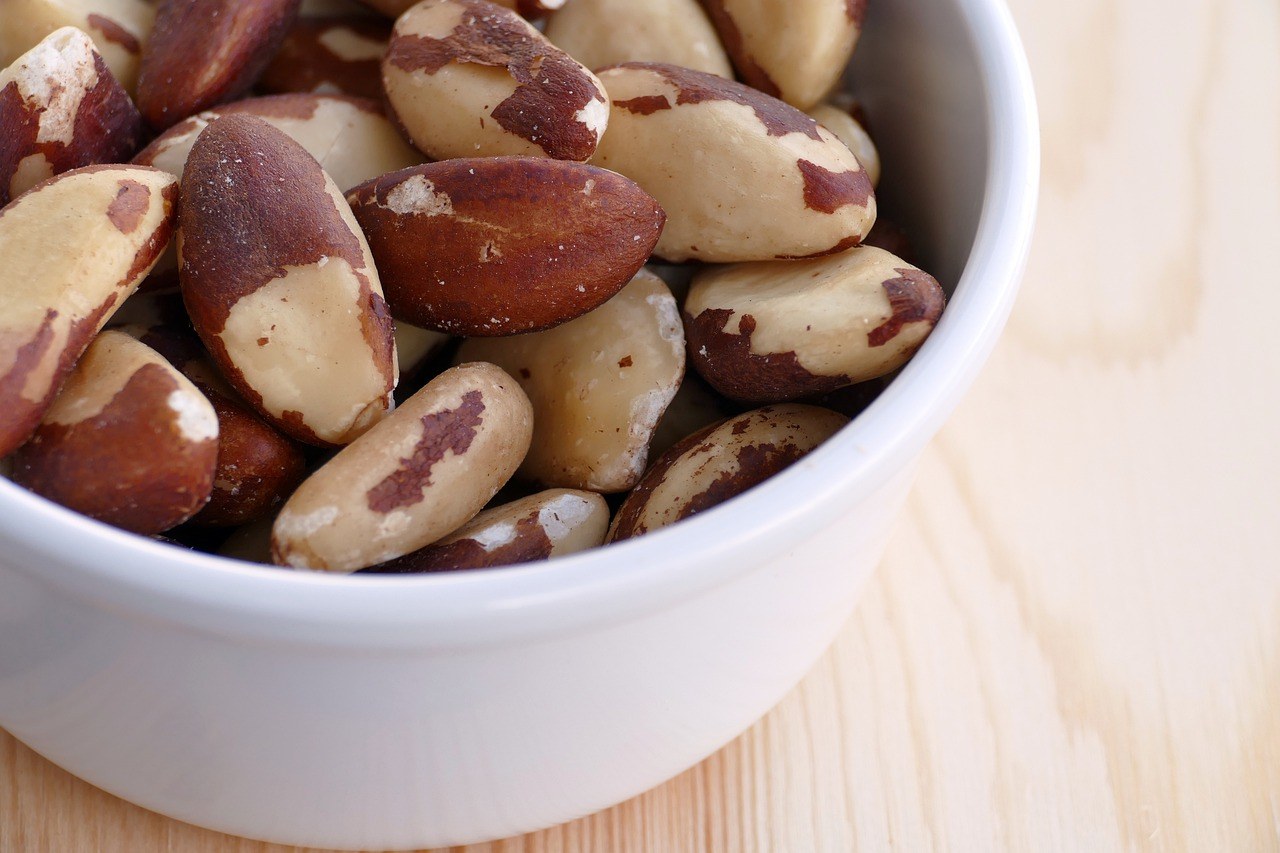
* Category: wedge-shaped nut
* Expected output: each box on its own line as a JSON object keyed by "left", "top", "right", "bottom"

{"left": 685, "top": 246, "right": 945, "bottom": 403}
{"left": 808, "top": 102, "right": 879, "bottom": 187}
{"left": 347, "top": 158, "right": 665, "bottom": 336}
{"left": 383, "top": 0, "right": 608, "bottom": 161}
{"left": 702, "top": 0, "right": 863, "bottom": 110}
{"left": 359, "top": 0, "right": 565, "bottom": 20}
{"left": 545, "top": 0, "right": 732, "bottom": 79}
{"left": 608, "top": 403, "right": 847, "bottom": 541}
{"left": 180, "top": 114, "right": 397, "bottom": 447}
{"left": 272, "top": 362, "right": 533, "bottom": 572}
{"left": 0, "top": 164, "right": 176, "bottom": 457}
{"left": 0, "top": 0, "right": 155, "bottom": 93}
{"left": 457, "top": 271, "right": 684, "bottom": 492}
{"left": 11, "top": 331, "right": 219, "bottom": 534}
{"left": 593, "top": 63, "right": 874, "bottom": 262}
{"left": 259, "top": 15, "right": 389, "bottom": 101}
{"left": 360, "top": 488, "right": 607, "bottom": 573}
{"left": 137, "top": 0, "right": 301, "bottom": 130}
{"left": 0, "top": 27, "right": 144, "bottom": 205}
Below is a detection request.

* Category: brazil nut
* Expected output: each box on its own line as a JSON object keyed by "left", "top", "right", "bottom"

{"left": 0, "top": 0, "right": 155, "bottom": 93}
{"left": 545, "top": 0, "right": 733, "bottom": 79}
{"left": 259, "top": 14, "right": 389, "bottom": 100}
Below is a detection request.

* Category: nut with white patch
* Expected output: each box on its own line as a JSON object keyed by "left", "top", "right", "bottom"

{"left": 608, "top": 404, "right": 848, "bottom": 542}
{"left": 545, "top": 0, "right": 732, "bottom": 79}
{"left": 684, "top": 246, "right": 945, "bottom": 403}
{"left": 0, "top": 0, "right": 155, "bottom": 93}
{"left": 179, "top": 114, "right": 398, "bottom": 447}
{"left": 259, "top": 14, "right": 390, "bottom": 101}
{"left": 457, "top": 270, "right": 685, "bottom": 492}
{"left": 382, "top": 0, "right": 609, "bottom": 162}
{"left": 272, "top": 361, "right": 534, "bottom": 572}
{"left": 346, "top": 157, "right": 666, "bottom": 336}
{"left": 593, "top": 62, "right": 875, "bottom": 262}
{"left": 358, "top": 0, "right": 566, "bottom": 20}
{"left": 360, "top": 488, "right": 608, "bottom": 573}
{"left": 0, "top": 164, "right": 177, "bottom": 457}
{"left": 0, "top": 27, "right": 144, "bottom": 205}
{"left": 10, "top": 330, "right": 219, "bottom": 535}
{"left": 808, "top": 102, "right": 879, "bottom": 186}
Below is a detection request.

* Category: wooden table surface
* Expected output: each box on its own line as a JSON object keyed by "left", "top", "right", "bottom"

{"left": 4, "top": 0, "right": 1278, "bottom": 850}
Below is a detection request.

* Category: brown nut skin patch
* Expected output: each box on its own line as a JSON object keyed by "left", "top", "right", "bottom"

{"left": 271, "top": 362, "right": 533, "bottom": 573}
{"left": 358, "top": 488, "right": 608, "bottom": 574}
{"left": 179, "top": 113, "right": 398, "bottom": 447}
{"left": 607, "top": 404, "right": 848, "bottom": 542}
{"left": 347, "top": 157, "right": 666, "bottom": 336}
{"left": 137, "top": 0, "right": 302, "bottom": 130}
{"left": 0, "top": 0, "right": 155, "bottom": 93}
{"left": 0, "top": 28, "right": 145, "bottom": 205}
{"left": 0, "top": 164, "right": 177, "bottom": 457}
{"left": 259, "top": 15, "right": 389, "bottom": 101}
{"left": 11, "top": 331, "right": 219, "bottom": 535}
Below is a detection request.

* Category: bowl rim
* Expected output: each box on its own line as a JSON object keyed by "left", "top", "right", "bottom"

{"left": 0, "top": 0, "right": 1040, "bottom": 648}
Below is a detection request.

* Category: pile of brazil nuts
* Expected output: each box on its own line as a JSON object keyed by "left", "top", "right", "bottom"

{"left": 0, "top": 0, "right": 946, "bottom": 574}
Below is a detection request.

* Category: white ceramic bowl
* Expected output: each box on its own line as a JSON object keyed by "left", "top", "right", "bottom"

{"left": 0, "top": 0, "right": 1037, "bottom": 847}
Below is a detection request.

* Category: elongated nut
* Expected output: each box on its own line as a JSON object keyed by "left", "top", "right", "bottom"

{"left": 383, "top": 0, "right": 609, "bottom": 161}
{"left": 11, "top": 331, "right": 219, "bottom": 534}
{"left": 0, "top": 27, "right": 144, "bottom": 205}
{"left": 685, "top": 246, "right": 945, "bottom": 402}
{"left": 702, "top": 0, "right": 864, "bottom": 110}
{"left": 808, "top": 103, "right": 879, "bottom": 186}
{"left": 259, "top": 15, "right": 389, "bottom": 101}
{"left": 0, "top": 0, "right": 155, "bottom": 93}
{"left": 593, "top": 63, "right": 875, "bottom": 262}
{"left": 608, "top": 404, "right": 848, "bottom": 542}
{"left": 456, "top": 270, "right": 684, "bottom": 492}
{"left": 0, "top": 164, "right": 177, "bottom": 457}
{"left": 137, "top": 0, "right": 302, "bottom": 130}
{"left": 358, "top": 0, "right": 565, "bottom": 20}
{"left": 545, "top": 0, "right": 732, "bottom": 79}
{"left": 272, "top": 362, "right": 533, "bottom": 572}
{"left": 346, "top": 158, "right": 665, "bottom": 336}
{"left": 179, "top": 114, "right": 398, "bottom": 447}
{"left": 360, "top": 488, "right": 608, "bottom": 573}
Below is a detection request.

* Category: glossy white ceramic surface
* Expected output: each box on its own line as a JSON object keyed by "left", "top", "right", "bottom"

{"left": 0, "top": 0, "right": 1038, "bottom": 846}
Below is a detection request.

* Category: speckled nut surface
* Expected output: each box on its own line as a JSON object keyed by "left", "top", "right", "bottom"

{"left": 137, "top": 0, "right": 302, "bottom": 130}
{"left": 0, "top": 0, "right": 155, "bottom": 93}
{"left": 702, "top": 0, "right": 864, "bottom": 110}
{"left": 593, "top": 63, "right": 875, "bottom": 263}
{"left": 383, "top": 0, "right": 609, "bottom": 161}
{"left": 457, "top": 270, "right": 684, "bottom": 492}
{"left": 545, "top": 0, "right": 732, "bottom": 79}
{"left": 685, "top": 246, "right": 944, "bottom": 403}
{"left": 0, "top": 164, "right": 176, "bottom": 457}
{"left": 347, "top": 157, "right": 665, "bottom": 335}
{"left": 272, "top": 361, "right": 533, "bottom": 572}
{"left": 259, "top": 15, "right": 389, "bottom": 101}
{"left": 179, "top": 114, "right": 398, "bottom": 447}
{"left": 361, "top": 488, "right": 608, "bottom": 573}
{"left": 607, "top": 403, "right": 848, "bottom": 542}
{"left": 11, "top": 331, "right": 219, "bottom": 535}
{"left": 0, "top": 27, "right": 144, "bottom": 205}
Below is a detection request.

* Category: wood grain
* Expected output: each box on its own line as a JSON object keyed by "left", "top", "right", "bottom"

{"left": 3, "top": 0, "right": 1278, "bottom": 849}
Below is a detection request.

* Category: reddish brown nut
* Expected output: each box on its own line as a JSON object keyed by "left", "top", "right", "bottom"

{"left": 272, "top": 362, "right": 534, "bottom": 572}
{"left": 137, "top": 0, "right": 302, "bottom": 130}
{"left": 607, "top": 404, "right": 848, "bottom": 542}
{"left": 0, "top": 164, "right": 177, "bottom": 457}
{"left": 11, "top": 331, "right": 219, "bottom": 535}
{"left": 383, "top": 0, "right": 608, "bottom": 161}
{"left": 360, "top": 488, "right": 608, "bottom": 573}
{"left": 346, "top": 158, "right": 665, "bottom": 336}
{"left": 0, "top": 0, "right": 155, "bottom": 93}
{"left": 684, "top": 246, "right": 945, "bottom": 402}
{"left": 0, "top": 27, "right": 144, "bottom": 206}
{"left": 259, "top": 15, "right": 389, "bottom": 101}
{"left": 179, "top": 114, "right": 398, "bottom": 447}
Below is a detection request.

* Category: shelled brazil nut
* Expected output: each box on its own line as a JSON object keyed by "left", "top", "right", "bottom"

{"left": 259, "top": 13, "right": 390, "bottom": 100}
{"left": 0, "top": 0, "right": 155, "bottom": 93}
{"left": 545, "top": 0, "right": 733, "bottom": 79}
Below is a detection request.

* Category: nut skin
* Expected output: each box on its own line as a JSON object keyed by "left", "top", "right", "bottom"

{"left": 545, "top": 0, "right": 732, "bottom": 79}
{"left": 347, "top": 157, "right": 666, "bottom": 336}
{"left": 359, "top": 488, "right": 608, "bottom": 574}
{"left": 382, "top": 0, "right": 609, "bottom": 162}
{"left": 137, "top": 0, "right": 303, "bottom": 130}
{"left": 0, "top": 164, "right": 178, "bottom": 457}
{"left": 179, "top": 114, "right": 398, "bottom": 448}
{"left": 0, "top": 27, "right": 145, "bottom": 205}
{"left": 259, "top": 15, "right": 390, "bottom": 101}
{"left": 593, "top": 62, "right": 875, "bottom": 263}
{"left": 0, "top": 0, "right": 155, "bottom": 93}
{"left": 607, "top": 403, "right": 848, "bottom": 542}
{"left": 358, "top": 0, "right": 565, "bottom": 21}
{"left": 272, "top": 362, "right": 534, "bottom": 573}
{"left": 11, "top": 331, "right": 219, "bottom": 535}
{"left": 684, "top": 246, "right": 946, "bottom": 403}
